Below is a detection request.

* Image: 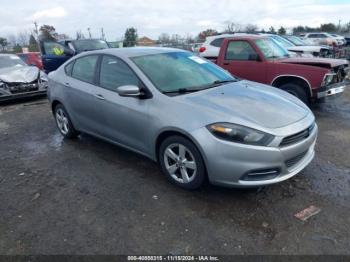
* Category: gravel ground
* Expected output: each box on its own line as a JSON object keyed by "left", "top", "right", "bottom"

{"left": 0, "top": 91, "right": 349, "bottom": 255}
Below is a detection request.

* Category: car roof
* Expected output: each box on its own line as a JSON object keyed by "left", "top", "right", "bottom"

{"left": 75, "top": 47, "right": 188, "bottom": 59}
{"left": 225, "top": 35, "right": 267, "bottom": 40}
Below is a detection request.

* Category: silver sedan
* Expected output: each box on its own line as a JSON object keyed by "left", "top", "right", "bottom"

{"left": 48, "top": 47, "right": 317, "bottom": 189}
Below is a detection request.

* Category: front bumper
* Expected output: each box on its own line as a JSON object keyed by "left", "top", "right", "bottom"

{"left": 191, "top": 118, "right": 317, "bottom": 188}
{"left": 0, "top": 90, "right": 47, "bottom": 102}
{"left": 0, "top": 81, "right": 47, "bottom": 103}
{"left": 317, "top": 80, "right": 349, "bottom": 99}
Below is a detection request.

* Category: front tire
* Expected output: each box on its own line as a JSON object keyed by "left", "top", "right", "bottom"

{"left": 159, "top": 136, "right": 206, "bottom": 190}
{"left": 54, "top": 104, "right": 79, "bottom": 139}
{"left": 280, "top": 83, "right": 309, "bottom": 105}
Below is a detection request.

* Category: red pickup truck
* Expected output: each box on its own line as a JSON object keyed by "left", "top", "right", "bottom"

{"left": 214, "top": 35, "right": 350, "bottom": 104}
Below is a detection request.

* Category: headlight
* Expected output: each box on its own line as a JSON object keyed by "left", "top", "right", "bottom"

{"left": 207, "top": 123, "right": 274, "bottom": 146}
{"left": 39, "top": 71, "right": 48, "bottom": 82}
{"left": 322, "top": 73, "right": 336, "bottom": 86}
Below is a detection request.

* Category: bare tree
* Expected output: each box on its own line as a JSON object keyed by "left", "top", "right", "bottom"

{"left": 158, "top": 33, "right": 171, "bottom": 45}
{"left": 244, "top": 24, "right": 258, "bottom": 33}
{"left": 17, "top": 31, "right": 30, "bottom": 46}
{"left": 76, "top": 30, "right": 85, "bottom": 40}
{"left": 223, "top": 21, "right": 242, "bottom": 33}
{"left": 7, "top": 34, "right": 17, "bottom": 46}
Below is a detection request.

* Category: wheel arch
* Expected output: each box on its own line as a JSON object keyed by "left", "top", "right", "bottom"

{"left": 271, "top": 75, "right": 312, "bottom": 98}
{"left": 51, "top": 99, "right": 63, "bottom": 113}
{"left": 154, "top": 129, "right": 208, "bottom": 167}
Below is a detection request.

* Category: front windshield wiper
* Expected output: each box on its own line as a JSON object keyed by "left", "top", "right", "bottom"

{"left": 163, "top": 79, "right": 239, "bottom": 95}
{"left": 163, "top": 88, "right": 203, "bottom": 94}
{"left": 212, "top": 79, "right": 238, "bottom": 85}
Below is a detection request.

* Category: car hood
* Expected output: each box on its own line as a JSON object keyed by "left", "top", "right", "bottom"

{"left": 177, "top": 80, "right": 310, "bottom": 129}
{"left": 279, "top": 57, "right": 348, "bottom": 68}
{"left": 0, "top": 65, "right": 39, "bottom": 83}
{"left": 288, "top": 45, "right": 327, "bottom": 52}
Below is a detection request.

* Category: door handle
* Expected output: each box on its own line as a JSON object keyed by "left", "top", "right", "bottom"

{"left": 94, "top": 94, "right": 105, "bottom": 100}
{"left": 223, "top": 62, "right": 229, "bottom": 65}
{"left": 64, "top": 82, "right": 71, "bottom": 87}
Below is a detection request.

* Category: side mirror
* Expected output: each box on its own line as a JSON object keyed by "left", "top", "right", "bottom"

{"left": 248, "top": 53, "right": 260, "bottom": 61}
{"left": 116, "top": 85, "right": 141, "bottom": 97}
{"left": 64, "top": 48, "right": 75, "bottom": 56}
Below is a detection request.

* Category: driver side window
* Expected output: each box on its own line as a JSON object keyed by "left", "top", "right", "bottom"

{"left": 99, "top": 55, "right": 139, "bottom": 92}
{"left": 225, "top": 41, "right": 257, "bottom": 61}
{"left": 43, "top": 42, "right": 68, "bottom": 56}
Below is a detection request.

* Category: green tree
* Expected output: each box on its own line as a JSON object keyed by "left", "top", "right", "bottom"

{"left": 268, "top": 26, "right": 276, "bottom": 34}
{"left": 13, "top": 44, "right": 22, "bottom": 53}
{"left": 278, "top": 26, "right": 286, "bottom": 35}
{"left": 197, "top": 29, "right": 218, "bottom": 41}
{"left": 320, "top": 23, "right": 337, "bottom": 32}
{"left": 39, "top": 25, "right": 58, "bottom": 40}
{"left": 244, "top": 24, "right": 258, "bottom": 33}
{"left": 123, "top": 27, "right": 138, "bottom": 47}
{"left": 0, "top": 37, "right": 8, "bottom": 51}
{"left": 28, "top": 34, "right": 38, "bottom": 52}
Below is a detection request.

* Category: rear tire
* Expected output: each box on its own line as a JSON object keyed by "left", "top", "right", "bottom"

{"left": 159, "top": 136, "right": 206, "bottom": 190}
{"left": 54, "top": 104, "right": 79, "bottom": 139}
{"left": 279, "top": 83, "right": 309, "bottom": 105}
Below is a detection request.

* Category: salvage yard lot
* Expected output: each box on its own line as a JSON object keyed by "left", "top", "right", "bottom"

{"left": 0, "top": 91, "right": 350, "bottom": 255}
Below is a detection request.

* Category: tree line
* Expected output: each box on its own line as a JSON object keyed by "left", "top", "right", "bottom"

{"left": 1, "top": 20, "right": 349, "bottom": 53}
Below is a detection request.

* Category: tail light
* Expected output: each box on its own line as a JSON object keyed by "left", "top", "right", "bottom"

{"left": 199, "top": 46, "right": 206, "bottom": 53}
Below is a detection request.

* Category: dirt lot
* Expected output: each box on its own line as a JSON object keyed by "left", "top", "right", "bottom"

{"left": 0, "top": 91, "right": 350, "bottom": 255}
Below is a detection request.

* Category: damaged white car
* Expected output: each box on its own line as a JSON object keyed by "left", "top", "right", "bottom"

{"left": 0, "top": 54, "right": 48, "bottom": 102}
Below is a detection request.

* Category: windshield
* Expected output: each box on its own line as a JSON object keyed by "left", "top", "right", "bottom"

{"left": 270, "top": 35, "right": 294, "bottom": 48}
{"left": 132, "top": 52, "right": 236, "bottom": 94}
{"left": 72, "top": 40, "right": 109, "bottom": 52}
{"left": 0, "top": 55, "right": 26, "bottom": 69}
{"left": 255, "top": 38, "right": 290, "bottom": 59}
{"left": 285, "top": 36, "right": 306, "bottom": 46}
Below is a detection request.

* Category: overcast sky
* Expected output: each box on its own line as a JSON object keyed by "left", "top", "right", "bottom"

{"left": 1, "top": 0, "right": 349, "bottom": 41}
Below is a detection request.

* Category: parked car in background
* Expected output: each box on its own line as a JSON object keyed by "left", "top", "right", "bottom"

{"left": 214, "top": 35, "right": 350, "bottom": 104}
{"left": 345, "top": 37, "right": 350, "bottom": 46}
{"left": 0, "top": 54, "right": 47, "bottom": 102}
{"left": 58, "top": 39, "right": 110, "bottom": 53}
{"left": 191, "top": 43, "right": 203, "bottom": 54}
{"left": 303, "top": 32, "right": 344, "bottom": 46}
{"left": 279, "top": 35, "right": 331, "bottom": 57}
{"left": 261, "top": 34, "right": 313, "bottom": 57}
{"left": 48, "top": 47, "right": 317, "bottom": 189}
{"left": 199, "top": 33, "right": 331, "bottom": 59}
{"left": 330, "top": 34, "right": 346, "bottom": 46}
{"left": 40, "top": 39, "right": 110, "bottom": 73}
{"left": 198, "top": 34, "right": 235, "bottom": 59}
{"left": 17, "top": 52, "right": 44, "bottom": 70}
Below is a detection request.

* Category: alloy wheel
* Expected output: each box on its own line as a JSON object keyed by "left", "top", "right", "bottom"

{"left": 55, "top": 108, "right": 69, "bottom": 135}
{"left": 163, "top": 143, "right": 197, "bottom": 184}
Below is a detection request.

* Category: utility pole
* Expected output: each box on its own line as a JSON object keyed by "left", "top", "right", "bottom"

{"left": 101, "top": 28, "right": 105, "bottom": 40}
{"left": 87, "top": 28, "right": 92, "bottom": 39}
{"left": 33, "top": 21, "right": 40, "bottom": 51}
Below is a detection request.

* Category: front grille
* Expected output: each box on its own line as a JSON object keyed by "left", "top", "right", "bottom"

{"left": 7, "top": 82, "right": 39, "bottom": 94}
{"left": 280, "top": 123, "right": 315, "bottom": 147}
{"left": 285, "top": 150, "right": 308, "bottom": 168}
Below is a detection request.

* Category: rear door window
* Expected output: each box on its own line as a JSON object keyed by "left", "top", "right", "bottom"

{"left": 65, "top": 61, "right": 75, "bottom": 76}
{"left": 210, "top": 38, "right": 224, "bottom": 47}
{"left": 71, "top": 55, "right": 98, "bottom": 84}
